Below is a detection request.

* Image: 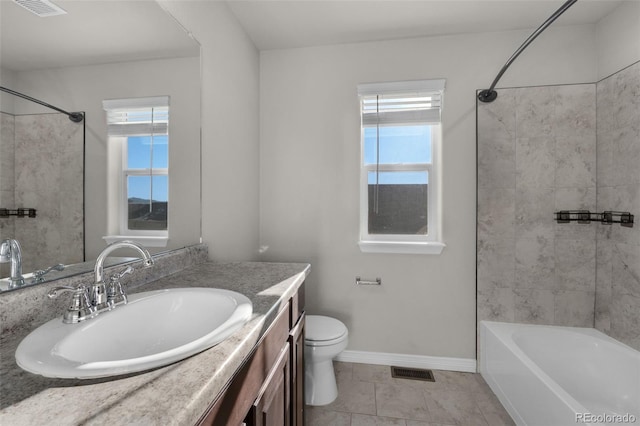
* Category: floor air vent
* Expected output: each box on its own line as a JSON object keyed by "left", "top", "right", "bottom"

{"left": 390, "top": 366, "right": 435, "bottom": 382}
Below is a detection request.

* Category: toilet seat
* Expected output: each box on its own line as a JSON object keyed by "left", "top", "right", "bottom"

{"left": 305, "top": 315, "right": 348, "bottom": 347}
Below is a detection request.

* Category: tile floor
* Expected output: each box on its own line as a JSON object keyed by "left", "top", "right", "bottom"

{"left": 305, "top": 362, "right": 515, "bottom": 426}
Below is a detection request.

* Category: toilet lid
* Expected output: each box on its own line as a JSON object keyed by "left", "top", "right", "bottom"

{"left": 306, "top": 315, "right": 347, "bottom": 342}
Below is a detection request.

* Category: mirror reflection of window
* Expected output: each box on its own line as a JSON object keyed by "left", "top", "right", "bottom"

{"left": 103, "top": 97, "right": 170, "bottom": 245}
{"left": 126, "top": 135, "right": 169, "bottom": 231}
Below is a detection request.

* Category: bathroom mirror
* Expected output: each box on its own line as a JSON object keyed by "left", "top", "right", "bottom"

{"left": 0, "top": 0, "right": 201, "bottom": 291}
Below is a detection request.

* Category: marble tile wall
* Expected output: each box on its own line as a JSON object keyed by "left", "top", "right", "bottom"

{"left": 0, "top": 113, "right": 16, "bottom": 277}
{"left": 478, "top": 62, "right": 640, "bottom": 352}
{"left": 595, "top": 62, "right": 640, "bottom": 351}
{"left": 477, "top": 84, "right": 597, "bottom": 329}
{"left": 0, "top": 113, "right": 84, "bottom": 274}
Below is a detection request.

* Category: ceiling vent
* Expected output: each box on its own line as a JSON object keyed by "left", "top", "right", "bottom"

{"left": 12, "top": 0, "right": 67, "bottom": 17}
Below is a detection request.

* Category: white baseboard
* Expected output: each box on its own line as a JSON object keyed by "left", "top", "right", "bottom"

{"left": 335, "top": 350, "right": 477, "bottom": 373}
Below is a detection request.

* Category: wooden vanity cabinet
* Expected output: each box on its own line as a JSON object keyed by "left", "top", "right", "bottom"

{"left": 289, "top": 313, "right": 305, "bottom": 426}
{"left": 245, "top": 342, "right": 290, "bottom": 426}
{"left": 196, "top": 283, "right": 305, "bottom": 426}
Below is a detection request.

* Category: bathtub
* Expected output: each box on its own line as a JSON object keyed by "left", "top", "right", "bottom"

{"left": 480, "top": 321, "right": 640, "bottom": 426}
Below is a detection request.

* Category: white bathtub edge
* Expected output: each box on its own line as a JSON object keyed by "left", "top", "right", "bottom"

{"left": 479, "top": 320, "right": 640, "bottom": 426}
{"left": 480, "top": 322, "right": 527, "bottom": 425}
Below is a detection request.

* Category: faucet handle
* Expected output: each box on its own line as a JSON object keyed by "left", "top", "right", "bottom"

{"left": 48, "top": 285, "right": 82, "bottom": 299}
{"left": 48, "top": 285, "right": 95, "bottom": 324}
{"left": 107, "top": 266, "right": 134, "bottom": 306}
{"left": 109, "top": 266, "right": 134, "bottom": 283}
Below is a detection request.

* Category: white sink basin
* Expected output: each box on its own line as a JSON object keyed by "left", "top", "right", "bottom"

{"left": 15, "top": 287, "right": 252, "bottom": 379}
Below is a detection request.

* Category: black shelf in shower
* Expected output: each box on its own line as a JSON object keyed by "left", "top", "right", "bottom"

{"left": 555, "top": 210, "right": 634, "bottom": 227}
{"left": 0, "top": 208, "right": 37, "bottom": 218}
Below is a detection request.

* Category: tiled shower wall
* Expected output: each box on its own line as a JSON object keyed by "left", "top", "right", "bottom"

{"left": 0, "top": 113, "right": 16, "bottom": 266}
{"left": 0, "top": 113, "right": 84, "bottom": 275}
{"left": 477, "top": 84, "right": 597, "bottom": 327}
{"left": 594, "top": 62, "right": 640, "bottom": 350}
{"left": 477, "top": 62, "right": 640, "bottom": 351}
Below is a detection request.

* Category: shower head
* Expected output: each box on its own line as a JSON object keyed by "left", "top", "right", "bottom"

{"left": 477, "top": 90, "right": 498, "bottom": 103}
{"left": 69, "top": 112, "right": 84, "bottom": 123}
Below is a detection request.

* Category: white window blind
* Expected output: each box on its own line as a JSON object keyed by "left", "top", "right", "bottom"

{"left": 103, "top": 96, "right": 169, "bottom": 137}
{"left": 357, "top": 79, "right": 444, "bottom": 126}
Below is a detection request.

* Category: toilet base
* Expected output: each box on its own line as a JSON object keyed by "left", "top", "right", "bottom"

{"left": 305, "top": 359, "right": 338, "bottom": 406}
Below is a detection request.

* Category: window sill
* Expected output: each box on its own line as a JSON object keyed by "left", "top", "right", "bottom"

{"left": 103, "top": 235, "right": 168, "bottom": 248}
{"left": 358, "top": 240, "right": 445, "bottom": 255}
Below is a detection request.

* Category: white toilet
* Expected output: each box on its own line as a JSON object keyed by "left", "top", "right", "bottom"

{"left": 304, "top": 315, "right": 349, "bottom": 406}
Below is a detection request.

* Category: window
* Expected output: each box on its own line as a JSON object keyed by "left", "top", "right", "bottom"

{"left": 357, "top": 80, "right": 445, "bottom": 254}
{"left": 102, "top": 96, "right": 169, "bottom": 246}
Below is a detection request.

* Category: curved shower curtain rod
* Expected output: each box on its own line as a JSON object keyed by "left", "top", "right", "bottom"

{"left": 0, "top": 86, "right": 84, "bottom": 122}
{"left": 478, "top": 0, "right": 578, "bottom": 103}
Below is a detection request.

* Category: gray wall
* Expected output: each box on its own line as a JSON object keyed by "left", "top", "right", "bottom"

{"left": 159, "top": 1, "right": 261, "bottom": 262}
{"left": 0, "top": 113, "right": 84, "bottom": 274}
{"left": 477, "top": 84, "right": 597, "bottom": 327}
{"left": 595, "top": 61, "right": 640, "bottom": 351}
{"left": 162, "top": 0, "right": 636, "bottom": 360}
{"left": 595, "top": 2, "right": 640, "bottom": 80}
{"left": 258, "top": 24, "right": 598, "bottom": 360}
{"left": 477, "top": 61, "right": 640, "bottom": 351}
{"left": 0, "top": 113, "right": 16, "bottom": 274}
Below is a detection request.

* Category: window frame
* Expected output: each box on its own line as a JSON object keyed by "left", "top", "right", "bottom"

{"left": 357, "top": 81, "right": 445, "bottom": 255}
{"left": 102, "top": 96, "right": 170, "bottom": 247}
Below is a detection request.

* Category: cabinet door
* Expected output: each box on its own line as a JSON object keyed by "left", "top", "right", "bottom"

{"left": 289, "top": 313, "right": 305, "bottom": 426}
{"left": 251, "top": 343, "right": 290, "bottom": 426}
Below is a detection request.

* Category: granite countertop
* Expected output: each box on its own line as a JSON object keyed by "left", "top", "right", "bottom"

{"left": 0, "top": 261, "right": 310, "bottom": 425}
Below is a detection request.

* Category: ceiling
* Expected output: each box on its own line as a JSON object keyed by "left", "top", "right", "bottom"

{"left": 0, "top": 0, "right": 624, "bottom": 72}
{"left": 226, "top": 0, "right": 624, "bottom": 50}
{"left": 0, "top": 0, "right": 200, "bottom": 72}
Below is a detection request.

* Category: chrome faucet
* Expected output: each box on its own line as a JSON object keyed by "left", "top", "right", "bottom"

{"left": 94, "top": 240, "right": 154, "bottom": 284}
{"left": 0, "top": 239, "right": 25, "bottom": 288}
{"left": 49, "top": 240, "right": 154, "bottom": 323}
{"left": 92, "top": 240, "right": 154, "bottom": 311}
